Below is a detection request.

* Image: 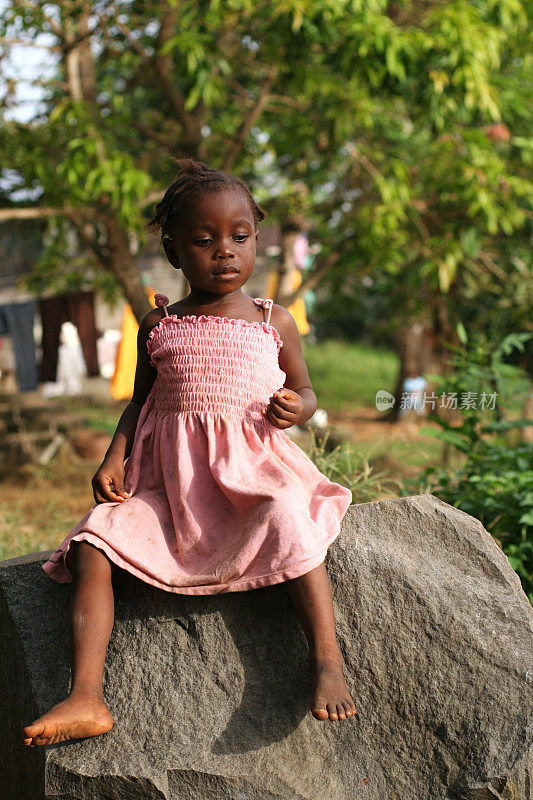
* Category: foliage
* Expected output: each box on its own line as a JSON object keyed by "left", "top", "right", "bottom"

{"left": 0, "top": 0, "right": 531, "bottom": 340}
{"left": 401, "top": 329, "right": 533, "bottom": 603}
{"left": 304, "top": 427, "right": 403, "bottom": 504}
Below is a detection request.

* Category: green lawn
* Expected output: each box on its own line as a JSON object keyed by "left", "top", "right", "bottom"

{"left": 303, "top": 338, "right": 399, "bottom": 410}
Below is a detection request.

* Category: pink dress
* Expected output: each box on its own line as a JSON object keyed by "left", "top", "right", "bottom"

{"left": 42, "top": 295, "right": 353, "bottom": 595}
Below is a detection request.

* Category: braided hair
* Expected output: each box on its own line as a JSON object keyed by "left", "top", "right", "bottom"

{"left": 147, "top": 157, "right": 267, "bottom": 240}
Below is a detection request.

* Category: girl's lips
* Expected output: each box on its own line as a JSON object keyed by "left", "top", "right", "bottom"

{"left": 214, "top": 269, "right": 239, "bottom": 278}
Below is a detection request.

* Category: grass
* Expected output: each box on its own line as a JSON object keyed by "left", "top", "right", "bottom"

{"left": 0, "top": 457, "right": 97, "bottom": 561}
{"left": 303, "top": 339, "right": 399, "bottom": 411}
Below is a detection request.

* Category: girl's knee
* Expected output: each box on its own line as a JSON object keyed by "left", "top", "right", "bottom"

{"left": 70, "top": 540, "right": 116, "bottom": 580}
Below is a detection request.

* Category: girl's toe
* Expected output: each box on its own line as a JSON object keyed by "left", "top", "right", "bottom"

{"left": 312, "top": 705, "right": 329, "bottom": 721}
{"left": 336, "top": 703, "right": 346, "bottom": 720}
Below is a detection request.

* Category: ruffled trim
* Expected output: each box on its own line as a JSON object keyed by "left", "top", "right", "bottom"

{"left": 146, "top": 314, "right": 284, "bottom": 357}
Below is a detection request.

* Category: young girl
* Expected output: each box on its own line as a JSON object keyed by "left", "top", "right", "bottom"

{"left": 23, "top": 159, "right": 356, "bottom": 747}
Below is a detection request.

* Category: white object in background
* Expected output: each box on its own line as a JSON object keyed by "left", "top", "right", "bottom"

{"left": 284, "top": 408, "right": 329, "bottom": 436}
{"left": 42, "top": 322, "right": 87, "bottom": 397}
{"left": 309, "top": 408, "right": 329, "bottom": 429}
{"left": 398, "top": 375, "right": 428, "bottom": 417}
{"left": 294, "top": 232, "right": 311, "bottom": 269}
{"left": 97, "top": 329, "right": 121, "bottom": 380}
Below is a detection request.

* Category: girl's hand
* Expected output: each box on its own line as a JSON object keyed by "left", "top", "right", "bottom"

{"left": 261, "top": 388, "right": 304, "bottom": 429}
{"left": 92, "top": 458, "right": 131, "bottom": 504}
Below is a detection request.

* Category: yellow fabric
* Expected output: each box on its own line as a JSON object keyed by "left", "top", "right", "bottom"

{"left": 110, "top": 287, "right": 157, "bottom": 400}
{"left": 266, "top": 269, "right": 310, "bottom": 335}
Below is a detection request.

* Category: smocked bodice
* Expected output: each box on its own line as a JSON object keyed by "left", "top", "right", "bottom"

{"left": 146, "top": 297, "right": 286, "bottom": 427}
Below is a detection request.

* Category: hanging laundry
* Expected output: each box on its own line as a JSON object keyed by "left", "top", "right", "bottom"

{"left": 110, "top": 287, "right": 157, "bottom": 400}
{"left": 39, "top": 290, "right": 99, "bottom": 382}
{"left": 0, "top": 299, "right": 38, "bottom": 391}
{"left": 42, "top": 322, "right": 88, "bottom": 398}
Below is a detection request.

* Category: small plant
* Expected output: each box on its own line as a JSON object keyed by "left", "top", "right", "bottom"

{"left": 305, "top": 427, "right": 403, "bottom": 504}
{"left": 402, "top": 329, "right": 533, "bottom": 603}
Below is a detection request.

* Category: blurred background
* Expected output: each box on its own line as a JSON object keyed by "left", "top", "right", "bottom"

{"left": 0, "top": 0, "right": 531, "bottom": 600}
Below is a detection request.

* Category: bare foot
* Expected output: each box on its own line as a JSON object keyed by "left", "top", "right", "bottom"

{"left": 310, "top": 651, "right": 357, "bottom": 722}
{"left": 23, "top": 692, "right": 113, "bottom": 746}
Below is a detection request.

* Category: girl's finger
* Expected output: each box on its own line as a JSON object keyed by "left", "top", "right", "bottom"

{"left": 264, "top": 405, "right": 284, "bottom": 424}
{"left": 263, "top": 406, "right": 281, "bottom": 427}
{"left": 99, "top": 484, "right": 126, "bottom": 503}
{"left": 272, "top": 391, "right": 289, "bottom": 404}
{"left": 269, "top": 398, "right": 296, "bottom": 419}
{"left": 273, "top": 393, "right": 300, "bottom": 412}
{"left": 110, "top": 479, "right": 129, "bottom": 499}
{"left": 111, "top": 491, "right": 127, "bottom": 502}
{"left": 265, "top": 406, "right": 294, "bottom": 429}
{"left": 273, "top": 389, "right": 296, "bottom": 403}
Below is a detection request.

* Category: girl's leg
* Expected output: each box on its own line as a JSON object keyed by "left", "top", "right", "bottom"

{"left": 23, "top": 541, "right": 116, "bottom": 746}
{"left": 284, "top": 561, "right": 356, "bottom": 722}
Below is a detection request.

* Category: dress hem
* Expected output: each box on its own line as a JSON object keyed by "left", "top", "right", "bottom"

{"left": 41, "top": 530, "right": 338, "bottom": 595}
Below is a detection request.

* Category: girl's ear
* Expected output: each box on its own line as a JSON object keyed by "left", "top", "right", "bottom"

{"left": 162, "top": 238, "right": 180, "bottom": 270}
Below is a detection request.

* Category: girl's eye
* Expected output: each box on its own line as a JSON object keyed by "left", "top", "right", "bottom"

{"left": 194, "top": 235, "right": 249, "bottom": 245}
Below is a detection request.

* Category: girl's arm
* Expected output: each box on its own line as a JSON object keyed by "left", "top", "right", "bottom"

{"left": 92, "top": 309, "right": 161, "bottom": 503}
{"left": 103, "top": 311, "right": 159, "bottom": 464}
{"left": 262, "top": 307, "right": 317, "bottom": 429}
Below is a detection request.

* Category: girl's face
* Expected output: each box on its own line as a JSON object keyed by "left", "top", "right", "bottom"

{"left": 165, "top": 188, "right": 259, "bottom": 295}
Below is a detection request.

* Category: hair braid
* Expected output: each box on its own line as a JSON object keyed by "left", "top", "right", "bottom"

{"left": 147, "top": 157, "right": 267, "bottom": 240}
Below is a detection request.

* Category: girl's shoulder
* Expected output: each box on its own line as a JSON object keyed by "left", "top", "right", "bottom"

{"left": 141, "top": 306, "right": 165, "bottom": 331}
{"left": 268, "top": 303, "right": 296, "bottom": 336}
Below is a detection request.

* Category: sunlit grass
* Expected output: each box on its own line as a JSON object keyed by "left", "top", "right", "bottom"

{"left": 303, "top": 338, "right": 399, "bottom": 410}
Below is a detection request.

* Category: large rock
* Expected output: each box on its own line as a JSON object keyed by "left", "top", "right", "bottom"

{"left": 1, "top": 494, "right": 531, "bottom": 800}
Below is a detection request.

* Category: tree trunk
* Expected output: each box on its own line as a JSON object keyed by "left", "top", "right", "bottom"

{"left": 105, "top": 218, "right": 153, "bottom": 322}
{"left": 272, "top": 227, "right": 300, "bottom": 306}
{"left": 384, "top": 317, "right": 438, "bottom": 422}
{"left": 385, "top": 286, "right": 459, "bottom": 423}
{"left": 62, "top": 6, "right": 155, "bottom": 323}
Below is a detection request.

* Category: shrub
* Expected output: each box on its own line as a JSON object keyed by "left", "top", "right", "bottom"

{"left": 401, "top": 330, "right": 533, "bottom": 603}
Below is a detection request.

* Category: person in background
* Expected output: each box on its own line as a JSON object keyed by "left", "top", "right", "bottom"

{"left": 398, "top": 363, "right": 428, "bottom": 418}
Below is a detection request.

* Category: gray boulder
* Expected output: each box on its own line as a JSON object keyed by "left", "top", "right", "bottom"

{"left": 1, "top": 493, "right": 531, "bottom": 800}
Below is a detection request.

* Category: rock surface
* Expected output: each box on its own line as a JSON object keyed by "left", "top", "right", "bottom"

{"left": 1, "top": 493, "right": 532, "bottom": 800}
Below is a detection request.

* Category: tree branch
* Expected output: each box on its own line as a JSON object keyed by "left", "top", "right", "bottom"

{"left": 14, "top": 0, "right": 66, "bottom": 42}
{"left": 115, "top": 19, "right": 152, "bottom": 61}
{"left": 0, "top": 206, "right": 100, "bottom": 223}
{"left": 222, "top": 63, "right": 279, "bottom": 171}
{"left": 0, "top": 38, "right": 62, "bottom": 50}
{"left": 266, "top": 93, "right": 309, "bottom": 114}
{"left": 70, "top": 217, "right": 112, "bottom": 270}
{"left": 154, "top": 7, "right": 194, "bottom": 135}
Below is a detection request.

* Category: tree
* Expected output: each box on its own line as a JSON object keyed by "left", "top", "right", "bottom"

{"left": 1, "top": 0, "right": 531, "bottom": 405}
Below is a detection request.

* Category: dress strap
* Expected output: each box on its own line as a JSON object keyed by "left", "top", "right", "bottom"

{"left": 253, "top": 297, "right": 273, "bottom": 325}
{"left": 154, "top": 293, "right": 170, "bottom": 318}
